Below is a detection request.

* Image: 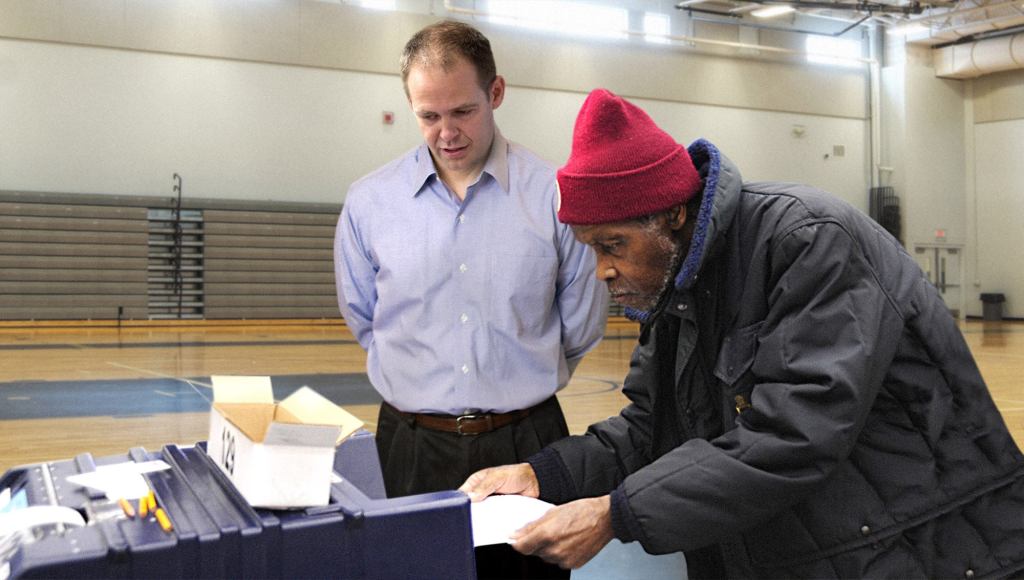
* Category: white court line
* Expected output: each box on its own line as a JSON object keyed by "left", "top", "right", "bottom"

{"left": 105, "top": 362, "right": 212, "bottom": 403}
{"left": 153, "top": 390, "right": 177, "bottom": 398}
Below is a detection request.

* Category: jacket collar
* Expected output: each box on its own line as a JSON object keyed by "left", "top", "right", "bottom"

{"left": 625, "top": 139, "right": 743, "bottom": 322}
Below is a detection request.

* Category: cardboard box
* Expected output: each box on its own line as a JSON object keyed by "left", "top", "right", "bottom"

{"left": 205, "top": 375, "right": 363, "bottom": 509}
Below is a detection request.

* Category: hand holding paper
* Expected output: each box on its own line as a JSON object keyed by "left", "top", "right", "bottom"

{"left": 458, "top": 462, "right": 539, "bottom": 502}
{"left": 510, "top": 495, "right": 615, "bottom": 570}
{"left": 470, "top": 495, "right": 554, "bottom": 547}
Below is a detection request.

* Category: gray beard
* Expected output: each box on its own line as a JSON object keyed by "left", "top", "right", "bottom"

{"left": 635, "top": 233, "right": 685, "bottom": 312}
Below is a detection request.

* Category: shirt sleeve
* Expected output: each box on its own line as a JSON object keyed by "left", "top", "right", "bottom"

{"left": 554, "top": 217, "right": 609, "bottom": 372}
{"left": 333, "top": 191, "right": 377, "bottom": 350}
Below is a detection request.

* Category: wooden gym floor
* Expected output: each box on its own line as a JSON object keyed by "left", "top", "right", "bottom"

{"left": 0, "top": 318, "right": 1021, "bottom": 473}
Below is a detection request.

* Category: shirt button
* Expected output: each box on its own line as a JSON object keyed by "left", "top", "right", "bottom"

{"left": 461, "top": 364, "right": 469, "bottom": 374}
{"left": 458, "top": 215, "right": 465, "bottom": 223}
{"left": 459, "top": 263, "right": 468, "bottom": 273}
{"left": 677, "top": 304, "right": 687, "bottom": 311}
{"left": 460, "top": 313, "right": 469, "bottom": 324}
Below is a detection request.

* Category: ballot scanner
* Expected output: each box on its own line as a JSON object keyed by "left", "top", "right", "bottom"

{"left": 0, "top": 431, "right": 476, "bottom": 579}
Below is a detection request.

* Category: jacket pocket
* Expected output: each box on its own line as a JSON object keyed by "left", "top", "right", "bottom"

{"left": 714, "top": 321, "right": 764, "bottom": 414}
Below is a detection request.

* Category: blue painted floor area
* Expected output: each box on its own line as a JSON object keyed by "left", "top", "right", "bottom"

{"left": 573, "top": 539, "right": 687, "bottom": 580}
{"left": 0, "top": 373, "right": 381, "bottom": 420}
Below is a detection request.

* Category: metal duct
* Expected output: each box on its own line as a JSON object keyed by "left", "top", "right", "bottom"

{"left": 934, "top": 30, "right": 1024, "bottom": 78}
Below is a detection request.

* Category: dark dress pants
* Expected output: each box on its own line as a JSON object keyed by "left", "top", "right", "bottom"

{"left": 375, "top": 397, "right": 572, "bottom": 580}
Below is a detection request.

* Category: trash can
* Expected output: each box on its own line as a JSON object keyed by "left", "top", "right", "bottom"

{"left": 980, "top": 293, "right": 1006, "bottom": 321}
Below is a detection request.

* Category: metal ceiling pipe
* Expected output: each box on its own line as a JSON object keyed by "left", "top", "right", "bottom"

{"left": 442, "top": 0, "right": 875, "bottom": 63}
{"left": 934, "top": 29, "right": 1024, "bottom": 77}
{"left": 690, "top": 13, "right": 867, "bottom": 36}
{"left": 904, "top": 0, "right": 1022, "bottom": 26}
{"left": 928, "top": 13, "right": 1024, "bottom": 40}
{"left": 697, "top": 0, "right": 923, "bottom": 14}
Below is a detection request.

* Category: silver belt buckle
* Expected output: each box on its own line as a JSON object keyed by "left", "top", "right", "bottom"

{"left": 455, "top": 413, "right": 485, "bottom": 435}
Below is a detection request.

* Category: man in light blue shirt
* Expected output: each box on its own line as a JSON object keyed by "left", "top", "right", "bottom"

{"left": 333, "top": 20, "right": 607, "bottom": 579}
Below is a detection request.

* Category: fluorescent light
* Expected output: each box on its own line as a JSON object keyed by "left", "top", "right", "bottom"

{"left": 354, "top": 0, "right": 395, "bottom": 9}
{"left": 644, "top": 12, "right": 671, "bottom": 44}
{"left": 751, "top": 4, "right": 796, "bottom": 18}
{"left": 807, "top": 35, "right": 863, "bottom": 68}
{"left": 886, "top": 22, "right": 928, "bottom": 35}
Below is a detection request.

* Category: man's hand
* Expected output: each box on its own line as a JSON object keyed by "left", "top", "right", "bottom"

{"left": 458, "top": 463, "right": 540, "bottom": 502}
{"left": 509, "top": 495, "right": 614, "bottom": 569}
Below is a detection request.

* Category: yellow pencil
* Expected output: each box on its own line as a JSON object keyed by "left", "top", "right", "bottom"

{"left": 118, "top": 498, "right": 136, "bottom": 519}
{"left": 155, "top": 507, "right": 174, "bottom": 533}
{"left": 146, "top": 490, "right": 157, "bottom": 513}
{"left": 139, "top": 495, "right": 150, "bottom": 518}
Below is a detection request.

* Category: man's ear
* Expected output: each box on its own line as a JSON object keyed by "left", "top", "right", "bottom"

{"left": 490, "top": 75, "right": 506, "bottom": 109}
{"left": 668, "top": 205, "right": 687, "bottom": 231}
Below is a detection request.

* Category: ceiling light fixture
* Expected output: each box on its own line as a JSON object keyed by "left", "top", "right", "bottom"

{"left": 751, "top": 4, "right": 797, "bottom": 18}
{"left": 886, "top": 22, "right": 929, "bottom": 35}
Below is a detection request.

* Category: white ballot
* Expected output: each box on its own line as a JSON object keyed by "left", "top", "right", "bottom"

{"left": 470, "top": 495, "right": 554, "bottom": 547}
{"left": 65, "top": 460, "right": 170, "bottom": 500}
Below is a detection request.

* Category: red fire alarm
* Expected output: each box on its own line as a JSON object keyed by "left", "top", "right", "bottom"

{"left": 382, "top": 111, "right": 394, "bottom": 125}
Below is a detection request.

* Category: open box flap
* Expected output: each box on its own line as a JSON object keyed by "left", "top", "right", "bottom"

{"left": 276, "top": 386, "right": 364, "bottom": 444}
{"left": 211, "top": 375, "right": 274, "bottom": 404}
{"left": 211, "top": 375, "right": 275, "bottom": 442}
{"left": 263, "top": 422, "right": 342, "bottom": 447}
{"left": 215, "top": 403, "right": 274, "bottom": 442}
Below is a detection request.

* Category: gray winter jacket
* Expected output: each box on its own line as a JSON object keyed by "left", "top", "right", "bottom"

{"left": 529, "top": 140, "right": 1024, "bottom": 578}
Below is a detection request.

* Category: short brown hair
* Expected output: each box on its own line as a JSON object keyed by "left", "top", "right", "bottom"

{"left": 400, "top": 20, "right": 497, "bottom": 95}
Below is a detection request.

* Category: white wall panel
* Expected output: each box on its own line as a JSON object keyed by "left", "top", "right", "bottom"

{"left": 973, "top": 118, "right": 1024, "bottom": 318}
{"left": 0, "top": 39, "right": 419, "bottom": 202}
{"left": 1, "top": 38, "right": 867, "bottom": 208}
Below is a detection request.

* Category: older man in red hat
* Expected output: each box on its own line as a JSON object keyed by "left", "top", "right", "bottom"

{"left": 461, "top": 88, "right": 1024, "bottom": 579}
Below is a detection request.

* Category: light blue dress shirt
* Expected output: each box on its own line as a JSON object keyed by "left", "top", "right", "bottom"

{"left": 334, "top": 133, "right": 608, "bottom": 415}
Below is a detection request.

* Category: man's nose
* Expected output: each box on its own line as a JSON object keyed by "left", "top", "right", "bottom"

{"left": 596, "top": 260, "right": 617, "bottom": 282}
{"left": 439, "top": 118, "right": 459, "bottom": 142}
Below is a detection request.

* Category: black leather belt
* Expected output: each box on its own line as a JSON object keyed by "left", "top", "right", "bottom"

{"left": 383, "top": 399, "right": 548, "bottom": 436}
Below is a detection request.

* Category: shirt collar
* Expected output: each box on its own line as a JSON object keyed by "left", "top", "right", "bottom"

{"left": 411, "top": 130, "right": 510, "bottom": 197}
{"left": 482, "top": 130, "right": 510, "bottom": 194}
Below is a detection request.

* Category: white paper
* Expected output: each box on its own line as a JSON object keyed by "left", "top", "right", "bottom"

{"left": 65, "top": 460, "right": 170, "bottom": 500}
{"left": 470, "top": 495, "right": 554, "bottom": 547}
{"left": 0, "top": 505, "right": 86, "bottom": 536}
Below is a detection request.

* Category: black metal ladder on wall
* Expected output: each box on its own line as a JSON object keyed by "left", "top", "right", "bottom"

{"left": 146, "top": 174, "right": 205, "bottom": 319}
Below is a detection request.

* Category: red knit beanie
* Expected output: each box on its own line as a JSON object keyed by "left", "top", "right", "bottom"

{"left": 556, "top": 89, "right": 701, "bottom": 225}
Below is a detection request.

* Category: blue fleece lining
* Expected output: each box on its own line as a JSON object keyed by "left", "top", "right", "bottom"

{"left": 624, "top": 139, "right": 721, "bottom": 323}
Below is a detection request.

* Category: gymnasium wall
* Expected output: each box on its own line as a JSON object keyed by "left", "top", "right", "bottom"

{"left": 969, "top": 70, "right": 1024, "bottom": 318}
{"left": 0, "top": 0, "right": 869, "bottom": 207}
{"left": 0, "top": 0, "right": 1021, "bottom": 318}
